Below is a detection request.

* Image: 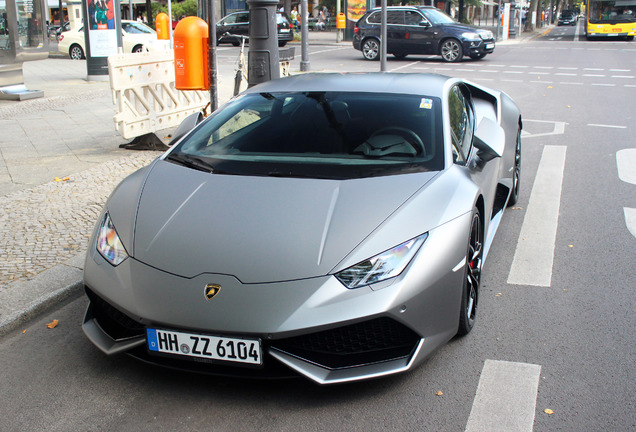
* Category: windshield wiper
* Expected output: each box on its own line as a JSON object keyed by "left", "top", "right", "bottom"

{"left": 166, "top": 153, "right": 221, "bottom": 174}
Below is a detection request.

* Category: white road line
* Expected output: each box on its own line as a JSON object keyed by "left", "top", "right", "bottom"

{"left": 465, "top": 360, "right": 542, "bottom": 432}
{"left": 592, "top": 83, "right": 616, "bottom": 87}
{"left": 389, "top": 61, "right": 421, "bottom": 72}
{"left": 530, "top": 80, "right": 553, "bottom": 84}
{"left": 555, "top": 73, "right": 576, "bottom": 76}
{"left": 533, "top": 66, "right": 553, "bottom": 69}
{"left": 610, "top": 69, "right": 631, "bottom": 72}
{"left": 584, "top": 67, "right": 604, "bottom": 70}
{"left": 558, "top": 67, "right": 578, "bottom": 70}
{"left": 612, "top": 75, "right": 635, "bottom": 78}
{"left": 588, "top": 123, "right": 626, "bottom": 129}
{"left": 508, "top": 145, "right": 567, "bottom": 287}
{"left": 504, "top": 71, "right": 524, "bottom": 74}
{"left": 583, "top": 74, "right": 606, "bottom": 77}
{"left": 617, "top": 149, "right": 636, "bottom": 184}
{"left": 624, "top": 208, "right": 636, "bottom": 239}
{"left": 627, "top": 85, "right": 636, "bottom": 88}
{"left": 511, "top": 65, "right": 529, "bottom": 68}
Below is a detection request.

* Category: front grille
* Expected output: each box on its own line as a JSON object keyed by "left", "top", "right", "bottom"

{"left": 85, "top": 287, "right": 145, "bottom": 339}
{"left": 272, "top": 317, "right": 420, "bottom": 369}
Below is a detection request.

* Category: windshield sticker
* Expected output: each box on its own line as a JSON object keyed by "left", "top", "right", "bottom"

{"left": 420, "top": 98, "right": 433, "bottom": 109}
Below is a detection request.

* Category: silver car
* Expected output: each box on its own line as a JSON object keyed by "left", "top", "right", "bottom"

{"left": 83, "top": 73, "right": 522, "bottom": 384}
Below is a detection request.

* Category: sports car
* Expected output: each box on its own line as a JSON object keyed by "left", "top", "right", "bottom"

{"left": 83, "top": 73, "right": 522, "bottom": 385}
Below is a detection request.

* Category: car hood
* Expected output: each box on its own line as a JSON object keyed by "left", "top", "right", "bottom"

{"left": 441, "top": 23, "right": 489, "bottom": 36}
{"left": 129, "top": 159, "right": 439, "bottom": 283}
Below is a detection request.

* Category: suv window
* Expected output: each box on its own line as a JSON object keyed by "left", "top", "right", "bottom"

{"left": 236, "top": 12, "right": 249, "bottom": 23}
{"left": 367, "top": 10, "right": 404, "bottom": 25}
{"left": 405, "top": 10, "right": 425, "bottom": 25}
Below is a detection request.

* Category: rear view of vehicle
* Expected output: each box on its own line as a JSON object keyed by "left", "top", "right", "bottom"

{"left": 558, "top": 10, "right": 578, "bottom": 26}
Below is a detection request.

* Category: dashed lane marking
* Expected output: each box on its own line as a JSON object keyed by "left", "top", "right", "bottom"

{"left": 617, "top": 149, "right": 636, "bottom": 184}
{"left": 465, "top": 360, "right": 542, "bottom": 432}
{"left": 588, "top": 123, "right": 627, "bottom": 129}
{"left": 508, "top": 146, "right": 567, "bottom": 287}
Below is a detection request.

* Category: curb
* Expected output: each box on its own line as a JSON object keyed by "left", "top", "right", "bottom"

{"left": 0, "top": 254, "right": 85, "bottom": 337}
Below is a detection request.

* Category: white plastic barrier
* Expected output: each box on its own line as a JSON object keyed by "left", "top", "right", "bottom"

{"left": 108, "top": 51, "right": 209, "bottom": 140}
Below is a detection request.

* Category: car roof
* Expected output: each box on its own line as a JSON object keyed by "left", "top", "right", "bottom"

{"left": 244, "top": 73, "right": 454, "bottom": 99}
{"left": 370, "top": 5, "right": 436, "bottom": 11}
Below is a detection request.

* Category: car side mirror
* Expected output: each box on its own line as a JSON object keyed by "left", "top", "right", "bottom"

{"left": 419, "top": 20, "right": 431, "bottom": 28}
{"left": 169, "top": 111, "right": 204, "bottom": 146}
{"left": 473, "top": 117, "right": 504, "bottom": 161}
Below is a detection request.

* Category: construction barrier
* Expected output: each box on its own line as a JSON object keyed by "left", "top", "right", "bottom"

{"left": 108, "top": 51, "right": 209, "bottom": 141}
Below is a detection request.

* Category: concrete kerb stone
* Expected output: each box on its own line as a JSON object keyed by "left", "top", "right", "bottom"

{"left": 0, "top": 253, "right": 84, "bottom": 337}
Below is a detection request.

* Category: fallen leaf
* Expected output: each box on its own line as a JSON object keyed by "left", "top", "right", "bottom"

{"left": 54, "top": 176, "right": 70, "bottom": 182}
{"left": 22, "top": 330, "right": 27, "bottom": 334}
{"left": 512, "top": 207, "right": 524, "bottom": 210}
{"left": 46, "top": 319, "right": 59, "bottom": 329}
{"left": 544, "top": 408, "right": 554, "bottom": 415}
{"left": 548, "top": 86, "right": 553, "bottom": 89}
{"left": 496, "top": 293, "right": 502, "bottom": 297}
{"left": 568, "top": 245, "right": 574, "bottom": 248}
{"left": 435, "top": 390, "right": 443, "bottom": 396}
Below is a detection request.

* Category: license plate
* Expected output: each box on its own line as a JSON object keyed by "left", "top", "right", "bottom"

{"left": 486, "top": 43, "right": 495, "bottom": 49}
{"left": 280, "top": 28, "right": 290, "bottom": 33}
{"left": 147, "top": 328, "right": 262, "bottom": 365}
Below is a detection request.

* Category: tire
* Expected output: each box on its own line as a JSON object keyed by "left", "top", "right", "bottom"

{"left": 69, "top": 44, "right": 84, "bottom": 60}
{"left": 440, "top": 38, "right": 463, "bottom": 63}
{"left": 132, "top": 45, "right": 144, "bottom": 53}
{"left": 457, "top": 207, "right": 482, "bottom": 336}
{"left": 362, "top": 38, "right": 380, "bottom": 61}
{"left": 469, "top": 53, "right": 486, "bottom": 60}
{"left": 278, "top": 41, "right": 287, "bottom": 47}
{"left": 507, "top": 127, "right": 522, "bottom": 207}
{"left": 231, "top": 41, "right": 240, "bottom": 47}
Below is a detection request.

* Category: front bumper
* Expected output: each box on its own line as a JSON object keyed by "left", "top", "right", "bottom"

{"left": 82, "top": 211, "right": 471, "bottom": 384}
{"left": 463, "top": 38, "right": 495, "bottom": 56}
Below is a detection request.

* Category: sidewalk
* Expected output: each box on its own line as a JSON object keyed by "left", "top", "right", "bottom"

{"left": 0, "top": 27, "right": 548, "bottom": 336}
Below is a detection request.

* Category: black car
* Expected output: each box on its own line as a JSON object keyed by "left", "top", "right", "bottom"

{"left": 216, "top": 11, "right": 293, "bottom": 47}
{"left": 353, "top": 6, "right": 495, "bottom": 62}
{"left": 557, "top": 10, "right": 578, "bottom": 26}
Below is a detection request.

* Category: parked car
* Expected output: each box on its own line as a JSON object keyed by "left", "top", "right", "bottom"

{"left": 82, "top": 72, "right": 522, "bottom": 385}
{"left": 353, "top": 6, "right": 495, "bottom": 62}
{"left": 558, "top": 10, "right": 578, "bottom": 26}
{"left": 216, "top": 11, "right": 293, "bottom": 47}
{"left": 58, "top": 20, "right": 165, "bottom": 60}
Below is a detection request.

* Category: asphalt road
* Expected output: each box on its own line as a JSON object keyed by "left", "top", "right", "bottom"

{"left": 1, "top": 34, "right": 635, "bottom": 431}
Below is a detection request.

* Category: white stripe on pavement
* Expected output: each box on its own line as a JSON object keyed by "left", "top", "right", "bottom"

{"left": 508, "top": 146, "right": 567, "bottom": 287}
{"left": 624, "top": 208, "right": 636, "bottom": 239}
{"left": 465, "top": 360, "right": 542, "bottom": 432}
{"left": 617, "top": 149, "right": 636, "bottom": 185}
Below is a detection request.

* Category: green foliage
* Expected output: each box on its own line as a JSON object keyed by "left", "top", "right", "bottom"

{"left": 151, "top": 0, "right": 198, "bottom": 22}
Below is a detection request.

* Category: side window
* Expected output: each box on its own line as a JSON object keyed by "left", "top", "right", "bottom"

{"left": 222, "top": 14, "right": 237, "bottom": 25}
{"left": 404, "top": 11, "right": 424, "bottom": 26}
{"left": 367, "top": 12, "right": 381, "bottom": 24}
{"left": 237, "top": 13, "right": 249, "bottom": 23}
{"left": 387, "top": 11, "right": 404, "bottom": 25}
{"left": 448, "top": 85, "right": 473, "bottom": 164}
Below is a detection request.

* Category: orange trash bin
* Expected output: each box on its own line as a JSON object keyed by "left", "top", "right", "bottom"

{"left": 174, "top": 17, "right": 209, "bottom": 90}
{"left": 156, "top": 12, "right": 170, "bottom": 40}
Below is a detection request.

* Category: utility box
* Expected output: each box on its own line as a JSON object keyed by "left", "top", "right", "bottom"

{"left": 156, "top": 12, "right": 170, "bottom": 40}
{"left": 173, "top": 17, "right": 209, "bottom": 90}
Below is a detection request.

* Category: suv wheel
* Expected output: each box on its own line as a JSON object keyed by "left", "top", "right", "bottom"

{"left": 440, "top": 38, "right": 463, "bottom": 62}
{"left": 362, "top": 38, "right": 380, "bottom": 61}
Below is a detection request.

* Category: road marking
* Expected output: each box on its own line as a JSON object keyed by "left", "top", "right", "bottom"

{"left": 624, "top": 208, "right": 636, "bottom": 239}
{"left": 561, "top": 82, "right": 584, "bottom": 85}
{"left": 592, "top": 83, "right": 616, "bottom": 87}
{"left": 588, "top": 123, "right": 627, "bottom": 129}
{"left": 508, "top": 146, "right": 567, "bottom": 287}
{"left": 504, "top": 71, "right": 524, "bottom": 74}
{"left": 617, "top": 149, "right": 636, "bottom": 184}
{"left": 611, "top": 69, "right": 631, "bottom": 72}
{"left": 627, "top": 85, "right": 636, "bottom": 88}
{"left": 612, "top": 75, "right": 635, "bottom": 78}
{"left": 530, "top": 80, "right": 553, "bottom": 84}
{"left": 533, "top": 66, "right": 553, "bottom": 69}
{"left": 555, "top": 73, "right": 576, "bottom": 76}
{"left": 389, "top": 61, "right": 421, "bottom": 72}
{"left": 465, "top": 360, "right": 542, "bottom": 432}
{"left": 583, "top": 74, "right": 606, "bottom": 77}
{"left": 510, "top": 65, "right": 529, "bottom": 68}
{"left": 558, "top": 67, "right": 578, "bottom": 70}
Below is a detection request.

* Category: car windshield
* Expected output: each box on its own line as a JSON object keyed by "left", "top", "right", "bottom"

{"left": 170, "top": 91, "right": 444, "bottom": 180}
{"left": 420, "top": 8, "right": 456, "bottom": 25}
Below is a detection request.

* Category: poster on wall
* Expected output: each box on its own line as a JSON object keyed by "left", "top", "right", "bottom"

{"left": 86, "top": 0, "right": 116, "bottom": 57}
{"left": 347, "top": 0, "right": 366, "bottom": 23}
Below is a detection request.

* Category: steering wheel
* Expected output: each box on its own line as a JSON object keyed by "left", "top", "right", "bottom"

{"left": 371, "top": 127, "right": 425, "bottom": 156}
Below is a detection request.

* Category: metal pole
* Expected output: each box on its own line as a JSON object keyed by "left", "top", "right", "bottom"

{"left": 129, "top": 0, "right": 132, "bottom": 20}
{"left": 336, "top": 0, "right": 341, "bottom": 43}
{"left": 208, "top": 0, "right": 217, "bottom": 110}
{"left": 168, "top": 0, "right": 173, "bottom": 48}
{"left": 380, "top": 0, "right": 386, "bottom": 71}
{"left": 247, "top": 0, "right": 280, "bottom": 84}
{"left": 300, "top": 0, "right": 309, "bottom": 71}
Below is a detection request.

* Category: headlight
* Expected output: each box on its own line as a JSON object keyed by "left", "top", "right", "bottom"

{"left": 96, "top": 212, "right": 128, "bottom": 266}
{"left": 335, "top": 234, "right": 428, "bottom": 289}
{"left": 479, "top": 30, "right": 493, "bottom": 40}
{"left": 462, "top": 32, "right": 481, "bottom": 41}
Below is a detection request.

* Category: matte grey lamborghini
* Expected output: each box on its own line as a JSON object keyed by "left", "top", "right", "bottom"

{"left": 83, "top": 73, "right": 522, "bottom": 384}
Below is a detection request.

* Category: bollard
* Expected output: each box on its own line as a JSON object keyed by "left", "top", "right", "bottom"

{"left": 156, "top": 13, "right": 170, "bottom": 40}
